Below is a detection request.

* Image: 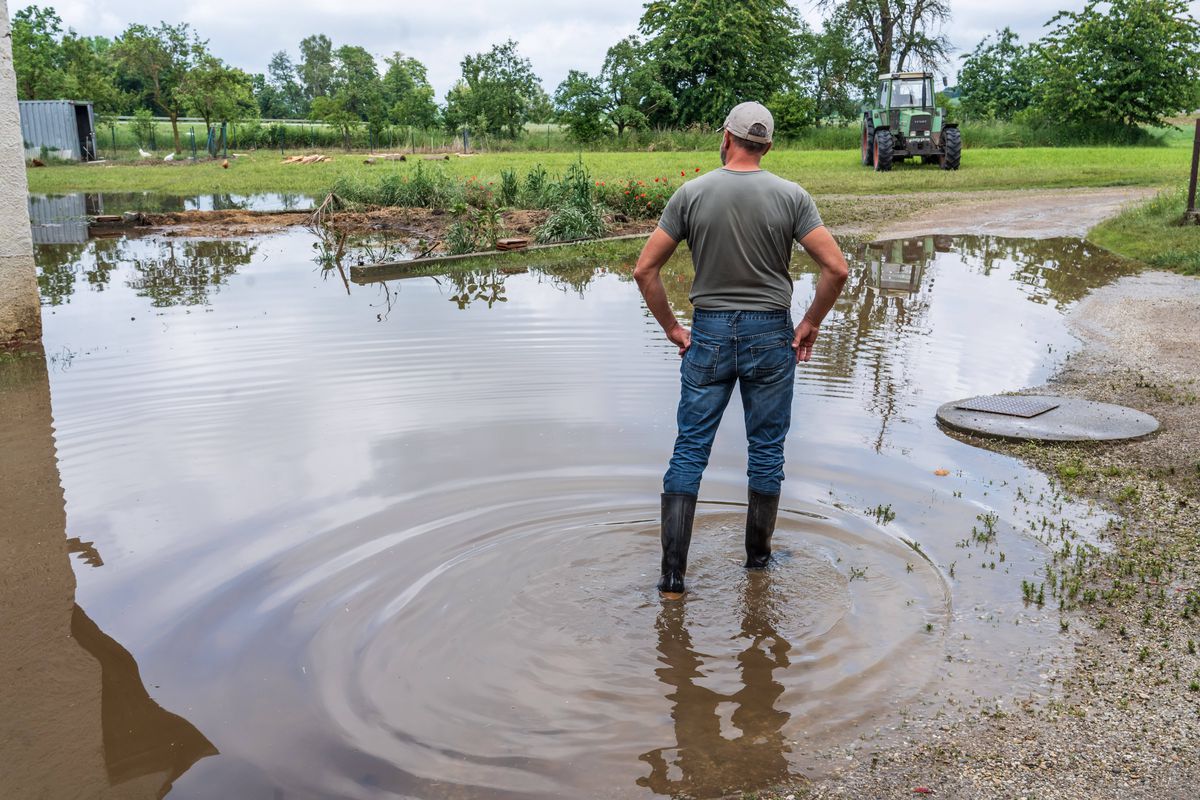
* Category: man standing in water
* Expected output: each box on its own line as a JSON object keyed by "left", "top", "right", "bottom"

{"left": 633, "top": 102, "right": 850, "bottom": 596}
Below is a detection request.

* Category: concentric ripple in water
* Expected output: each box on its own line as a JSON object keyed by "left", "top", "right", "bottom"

{"left": 162, "top": 474, "right": 948, "bottom": 798}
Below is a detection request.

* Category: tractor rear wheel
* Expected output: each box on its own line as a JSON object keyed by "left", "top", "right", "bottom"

{"left": 873, "top": 130, "right": 894, "bottom": 172}
{"left": 861, "top": 122, "right": 874, "bottom": 166}
{"left": 940, "top": 127, "right": 962, "bottom": 170}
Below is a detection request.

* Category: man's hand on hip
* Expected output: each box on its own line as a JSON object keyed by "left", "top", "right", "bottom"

{"left": 667, "top": 322, "right": 691, "bottom": 357}
{"left": 793, "top": 320, "right": 819, "bottom": 363}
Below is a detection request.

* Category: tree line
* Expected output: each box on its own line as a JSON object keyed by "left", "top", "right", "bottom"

{"left": 10, "top": 0, "right": 1200, "bottom": 152}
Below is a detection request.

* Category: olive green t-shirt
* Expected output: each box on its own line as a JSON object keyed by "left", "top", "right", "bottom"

{"left": 657, "top": 168, "right": 824, "bottom": 310}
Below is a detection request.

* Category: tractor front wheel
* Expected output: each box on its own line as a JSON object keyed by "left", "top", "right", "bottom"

{"left": 861, "top": 123, "right": 874, "bottom": 166}
{"left": 873, "top": 130, "right": 894, "bottom": 172}
{"left": 940, "top": 127, "right": 962, "bottom": 170}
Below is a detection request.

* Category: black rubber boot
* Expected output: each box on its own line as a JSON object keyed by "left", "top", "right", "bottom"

{"left": 745, "top": 489, "right": 780, "bottom": 569}
{"left": 658, "top": 493, "right": 697, "bottom": 596}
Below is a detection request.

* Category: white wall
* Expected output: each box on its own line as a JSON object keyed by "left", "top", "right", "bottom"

{"left": 0, "top": 0, "right": 42, "bottom": 345}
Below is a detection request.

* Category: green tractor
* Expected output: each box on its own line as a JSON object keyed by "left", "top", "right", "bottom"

{"left": 861, "top": 71, "right": 961, "bottom": 172}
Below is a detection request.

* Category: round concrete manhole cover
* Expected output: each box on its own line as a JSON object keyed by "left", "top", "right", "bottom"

{"left": 936, "top": 394, "right": 1159, "bottom": 442}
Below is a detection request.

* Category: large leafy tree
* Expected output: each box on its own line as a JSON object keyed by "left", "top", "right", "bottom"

{"left": 802, "top": 10, "right": 876, "bottom": 121}
{"left": 298, "top": 34, "right": 334, "bottom": 102}
{"left": 957, "top": 28, "right": 1036, "bottom": 121}
{"left": 264, "top": 51, "right": 306, "bottom": 117}
{"left": 60, "top": 34, "right": 124, "bottom": 112}
{"left": 444, "top": 40, "right": 543, "bottom": 138}
{"left": 177, "top": 54, "right": 257, "bottom": 136}
{"left": 112, "top": 22, "right": 202, "bottom": 152}
{"left": 639, "top": 0, "right": 804, "bottom": 126}
{"left": 601, "top": 35, "right": 674, "bottom": 136}
{"left": 822, "top": 0, "right": 952, "bottom": 75}
{"left": 554, "top": 70, "right": 611, "bottom": 143}
{"left": 11, "top": 6, "right": 123, "bottom": 111}
{"left": 382, "top": 53, "right": 438, "bottom": 128}
{"left": 11, "top": 5, "right": 70, "bottom": 99}
{"left": 329, "top": 46, "right": 384, "bottom": 116}
{"left": 1034, "top": 0, "right": 1200, "bottom": 128}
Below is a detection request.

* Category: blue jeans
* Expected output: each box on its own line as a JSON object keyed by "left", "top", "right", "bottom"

{"left": 663, "top": 309, "right": 796, "bottom": 497}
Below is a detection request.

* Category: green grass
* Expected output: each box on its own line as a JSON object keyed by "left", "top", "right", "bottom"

{"left": 26, "top": 145, "right": 1192, "bottom": 199}
{"left": 84, "top": 118, "right": 1188, "bottom": 162}
{"left": 1089, "top": 188, "right": 1200, "bottom": 275}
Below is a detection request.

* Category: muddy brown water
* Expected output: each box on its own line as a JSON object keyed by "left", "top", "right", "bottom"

{"left": 2, "top": 229, "right": 1139, "bottom": 798}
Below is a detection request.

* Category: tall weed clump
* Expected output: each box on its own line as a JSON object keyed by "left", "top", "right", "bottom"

{"left": 534, "top": 162, "right": 608, "bottom": 243}
{"left": 330, "top": 164, "right": 459, "bottom": 209}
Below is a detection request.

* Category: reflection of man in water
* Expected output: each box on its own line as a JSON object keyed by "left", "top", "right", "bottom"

{"left": 637, "top": 574, "right": 793, "bottom": 795}
{"left": 634, "top": 102, "right": 850, "bottom": 595}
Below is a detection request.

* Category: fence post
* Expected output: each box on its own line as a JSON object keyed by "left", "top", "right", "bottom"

{"left": 1187, "top": 119, "right": 1199, "bottom": 223}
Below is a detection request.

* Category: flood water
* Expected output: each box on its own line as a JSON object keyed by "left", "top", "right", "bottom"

{"left": 28, "top": 192, "right": 317, "bottom": 244}
{"left": 2, "top": 227, "right": 1139, "bottom": 798}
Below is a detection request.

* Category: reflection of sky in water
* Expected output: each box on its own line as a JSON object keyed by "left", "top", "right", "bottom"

{"left": 26, "top": 229, "right": 1135, "bottom": 797}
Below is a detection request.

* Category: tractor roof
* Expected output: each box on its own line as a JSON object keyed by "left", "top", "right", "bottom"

{"left": 879, "top": 71, "right": 933, "bottom": 80}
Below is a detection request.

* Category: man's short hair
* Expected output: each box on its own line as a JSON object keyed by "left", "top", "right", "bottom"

{"left": 731, "top": 123, "right": 770, "bottom": 155}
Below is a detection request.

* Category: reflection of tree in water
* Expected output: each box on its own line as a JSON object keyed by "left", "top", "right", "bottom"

{"left": 440, "top": 268, "right": 511, "bottom": 309}
{"left": 534, "top": 263, "right": 603, "bottom": 296}
{"left": 36, "top": 239, "right": 126, "bottom": 306}
{"left": 951, "top": 236, "right": 1140, "bottom": 307}
{"left": 36, "top": 238, "right": 255, "bottom": 308}
{"left": 638, "top": 574, "right": 795, "bottom": 797}
{"left": 124, "top": 239, "right": 257, "bottom": 307}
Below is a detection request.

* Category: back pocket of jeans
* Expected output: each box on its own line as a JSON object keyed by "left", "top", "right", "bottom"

{"left": 682, "top": 341, "right": 720, "bottom": 384}
{"left": 749, "top": 335, "right": 794, "bottom": 379}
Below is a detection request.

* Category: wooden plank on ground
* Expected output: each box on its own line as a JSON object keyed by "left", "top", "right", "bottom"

{"left": 349, "top": 232, "right": 650, "bottom": 283}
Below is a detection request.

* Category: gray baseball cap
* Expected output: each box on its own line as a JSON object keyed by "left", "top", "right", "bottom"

{"left": 721, "top": 102, "right": 774, "bottom": 143}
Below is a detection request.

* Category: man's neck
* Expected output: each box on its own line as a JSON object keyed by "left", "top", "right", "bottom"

{"left": 722, "top": 155, "right": 763, "bottom": 172}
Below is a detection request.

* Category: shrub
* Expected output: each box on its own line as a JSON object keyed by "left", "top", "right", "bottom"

{"left": 535, "top": 204, "right": 607, "bottom": 243}
{"left": 499, "top": 168, "right": 519, "bottom": 205}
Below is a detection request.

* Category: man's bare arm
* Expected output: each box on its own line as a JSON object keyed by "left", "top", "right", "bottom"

{"left": 792, "top": 226, "right": 850, "bottom": 362}
{"left": 633, "top": 228, "right": 690, "bottom": 355}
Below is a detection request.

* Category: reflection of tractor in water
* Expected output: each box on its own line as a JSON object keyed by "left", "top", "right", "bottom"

{"left": 863, "top": 236, "right": 953, "bottom": 297}
{"left": 862, "top": 72, "right": 960, "bottom": 172}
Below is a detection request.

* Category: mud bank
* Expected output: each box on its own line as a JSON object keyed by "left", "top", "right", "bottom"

{"left": 99, "top": 186, "right": 1157, "bottom": 247}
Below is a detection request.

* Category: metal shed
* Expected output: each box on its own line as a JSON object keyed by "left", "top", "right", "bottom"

{"left": 19, "top": 100, "right": 96, "bottom": 161}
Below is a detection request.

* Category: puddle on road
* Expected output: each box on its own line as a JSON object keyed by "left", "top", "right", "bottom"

{"left": 2, "top": 228, "right": 1140, "bottom": 798}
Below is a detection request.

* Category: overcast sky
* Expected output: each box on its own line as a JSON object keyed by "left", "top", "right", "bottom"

{"left": 39, "top": 0, "right": 1200, "bottom": 98}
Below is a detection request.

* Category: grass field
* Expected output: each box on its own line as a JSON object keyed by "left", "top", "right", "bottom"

{"left": 1089, "top": 188, "right": 1200, "bottom": 275}
{"left": 25, "top": 144, "right": 1194, "bottom": 198}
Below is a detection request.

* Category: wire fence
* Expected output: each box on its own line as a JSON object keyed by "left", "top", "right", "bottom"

{"left": 91, "top": 117, "right": 469, "bottom": 161}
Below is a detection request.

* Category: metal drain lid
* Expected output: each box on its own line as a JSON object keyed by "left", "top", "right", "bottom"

{"left": 954, "top": 396, "right": 1060, "bottom": 418}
